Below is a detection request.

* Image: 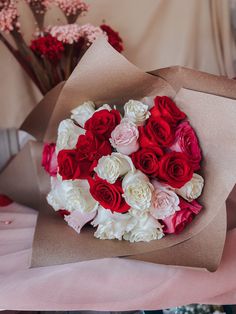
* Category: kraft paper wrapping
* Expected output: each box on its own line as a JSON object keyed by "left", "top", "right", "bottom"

{"left": 2, "top": 38, "right": 236, "bottom": 271}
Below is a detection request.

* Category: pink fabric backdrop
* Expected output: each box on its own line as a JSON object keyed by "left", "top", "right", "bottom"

{"left": 0, "top": 200, "right": 235, "bottom": 310}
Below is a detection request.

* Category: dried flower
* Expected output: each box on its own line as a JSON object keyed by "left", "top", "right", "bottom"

{"left": 0, "top": 0, "right": 20, "bottom": 33}
{"left": 100, "top": 24, "right": 124, "bottom": 52}
{"left": 30, "top": 34, "right": 64, "bottom": 63}
{"left": 48, "top": 23, "right": 106, "bottom": 45}
{"left": 79, "top": 23, "right": 106, "bottom": 45}
{"left": 48, "top": 24, "right": 81, "bottom": 44}
{"left": 54, "top": 0, "right": 89, "bottom": 17}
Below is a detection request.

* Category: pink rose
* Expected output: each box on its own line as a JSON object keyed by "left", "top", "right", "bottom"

{"left": 161, "top": 198, "right": 202, "bottom": 234}
{"left": 170, "top": 121, "right": 202, "bottom": 171}
{"left": 42, "top": 143, "right": 58, "bottom": 176}
{"left": 110, "top": 120, "right": 139, "bottom": 155}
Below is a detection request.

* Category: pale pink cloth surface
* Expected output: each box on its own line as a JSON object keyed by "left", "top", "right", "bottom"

{"left": 0, "top": 202, "right": 236, "bottom": 310}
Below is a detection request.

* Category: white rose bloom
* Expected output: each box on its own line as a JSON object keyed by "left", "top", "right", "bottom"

{"left": 122, "top": 170, "right": 153, "bottom": 212}
{"left": 61, "top": 179, "right": 98, "bottom": 213}
{"left": 94, "top": 153, "right": 134, "bottom": 184}
{"left": 47, "top": 177, "right": 98, "bottom": 213}
{"left": 47, "top": 177, "right": 67, "bottom": 211}
{"left": 96, "top": 104, "right": 112, "bottom": 112}
{"left": 64, "top": 209, "right": 96, "bottom": 234}
{"left": 56, "top": 119, "right": 85, "bottom": 153}
{"left": 124, "top": 214, "right": 164, "bottom": 242}
{"left": 176, "top": 173, "right": 204, "bottom": 201}
{"left": 150, "top": 180, "right": 180, "bottom": 219}
{"left": 91, "top": 206, "right": 137, "bottom": 240}
{"left": 124, "top": 99, "right": 150, "bottom": 126}
{"left": 71, "top": 101, "right": 95, "bottom": 127}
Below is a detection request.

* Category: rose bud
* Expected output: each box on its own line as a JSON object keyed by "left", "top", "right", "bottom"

{"left": 42, "top": 143, "right": 58, "bottom": 176}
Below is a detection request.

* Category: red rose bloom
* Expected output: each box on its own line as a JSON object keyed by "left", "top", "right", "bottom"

{"left": 41, "top": 143, "right": 57, "bottom": 176}
{"left": 89, "top": 177, "right": 130, "bottom": 213}
{"left": 150, "top": 96, "right": 186, "bottom": 126}
{"left": 100, "top": 24, "right": 124, "bottom": 53}
{"left": 158, "top": 152, "right": 194, "bottom": 188}
{"left": 162, "top": 198, "right": 202, "bottom": 234}
{"left": 84, "top": 109, "right": 121, "bottom": 140}
{"left": 139, "top": 117, "right": 174, "bottom": 148}
{"left": 170, "top": 121, "right": 202, "bottom": 171}
{"left": 131, "top": 147, "right": 163, "bottom": 177}
{"left": 76, "top": 131, "right": 112, "bottom": 163}
{"left": 57, "top": 149, "right": 80, "bottom": 180}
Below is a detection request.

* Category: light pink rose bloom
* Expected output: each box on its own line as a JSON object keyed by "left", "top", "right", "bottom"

{"left": 110, "top": 120, "right": 139, "bottom": 155}
{"left": 170, "top": 121, "right": 202, "bottom": 171}
{"left": 150, "top": 180, "right": 180, "bottom": 219}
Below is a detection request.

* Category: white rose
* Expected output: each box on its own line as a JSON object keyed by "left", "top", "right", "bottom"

{"left": 91, "top": 206, "right": 137, "bottom": 240}
{"left": 47, "top": 177, "right": 98, "bottom": 213}
{"left": 124, "top": 214, "right": 164, "bottom": 242}
{"left": 94, "top": 153, "right": 134, "bottom": 184}
{"left": 150, "top": 180, "right": 180, "bottom": 219}
{"left": 64, "top": 210, "right": 96, "bottom": 234}
{"left": 176, "top": 173, "right": 204, "bottom": 201}
{"left": 61, "top": 179, "right": 98, "bottom": 213}
{"left": 110, "top": 119, "right": 139, "bottom": 155}
{"left": 122, "top": 170, "right": 153, "bottom": 212}
{"left": 96, "top": 104, "right": 112, "bottom": 112}
{"left": 71, "top": 101, "right": 95, "bottom": 127}
{"left": 124, "top": 99, "right": 150, "bottom": 126}
{"left": 47, "top": 177, "right": 67, "bottom": 211}
{"left": 56, "top": 119, "right": 85, "bottom": 153}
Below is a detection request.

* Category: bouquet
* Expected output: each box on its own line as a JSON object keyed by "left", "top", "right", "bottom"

{"left": 1, "top": 38, "right": 236, "bottom": 270}
{"left": 0, "top": 0, "right": 123, "bottom": 94}
{"left": 43, "top": 96, "right": 204, "bottom": 242}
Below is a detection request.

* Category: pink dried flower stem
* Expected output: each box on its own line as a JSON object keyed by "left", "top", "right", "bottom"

{"left": 54, "top": 0, "right": 89, "bottom": 24}
{"left": 12, "top": 29, "right": 51, "bottom": 93}
{"left": 0, "top": 33, "right": 41, "bottom": 89}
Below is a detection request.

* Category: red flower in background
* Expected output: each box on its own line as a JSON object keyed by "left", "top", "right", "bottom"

{"left": 100, "top": 24, "right": 124, "bottom": 53}
{"left": 30, "top": 34, "right": 65, "bottom": 64}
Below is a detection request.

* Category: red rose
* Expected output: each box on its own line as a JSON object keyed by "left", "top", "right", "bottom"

{"left": 170, "top": 121, "right": 202, "bottom": 171}
{"left": 89, "top": 177, "right": 130, "bottom": 213}
{"left": 131, "top": 147, "right": 163, "bottom": 177}
{"left": 84, "top": 109, "right": 121, "bottom": 140}
{"left": 162, "top": 198, "right": 202, "bottom": 234}
{"left": 76, "top": 131, "right": 112, "bottom": 166}
{"left": 150, "top": 96, "right": 186, "bottom": 126}
{"left": 42, "top": 143, "right": 58, "bottom": 176}
{"left": 139, "top": 117, "right": 174, "bottom": 148}
{"left": 158, "top": 152, "right": 193, "bottom": 188}
{"left": 57, "top": 149, "right": 80, "bottom": 180}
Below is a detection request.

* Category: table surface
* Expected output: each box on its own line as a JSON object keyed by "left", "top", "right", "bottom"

{"left": 0, "top": 200, "right": 235, "bottom": 311}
